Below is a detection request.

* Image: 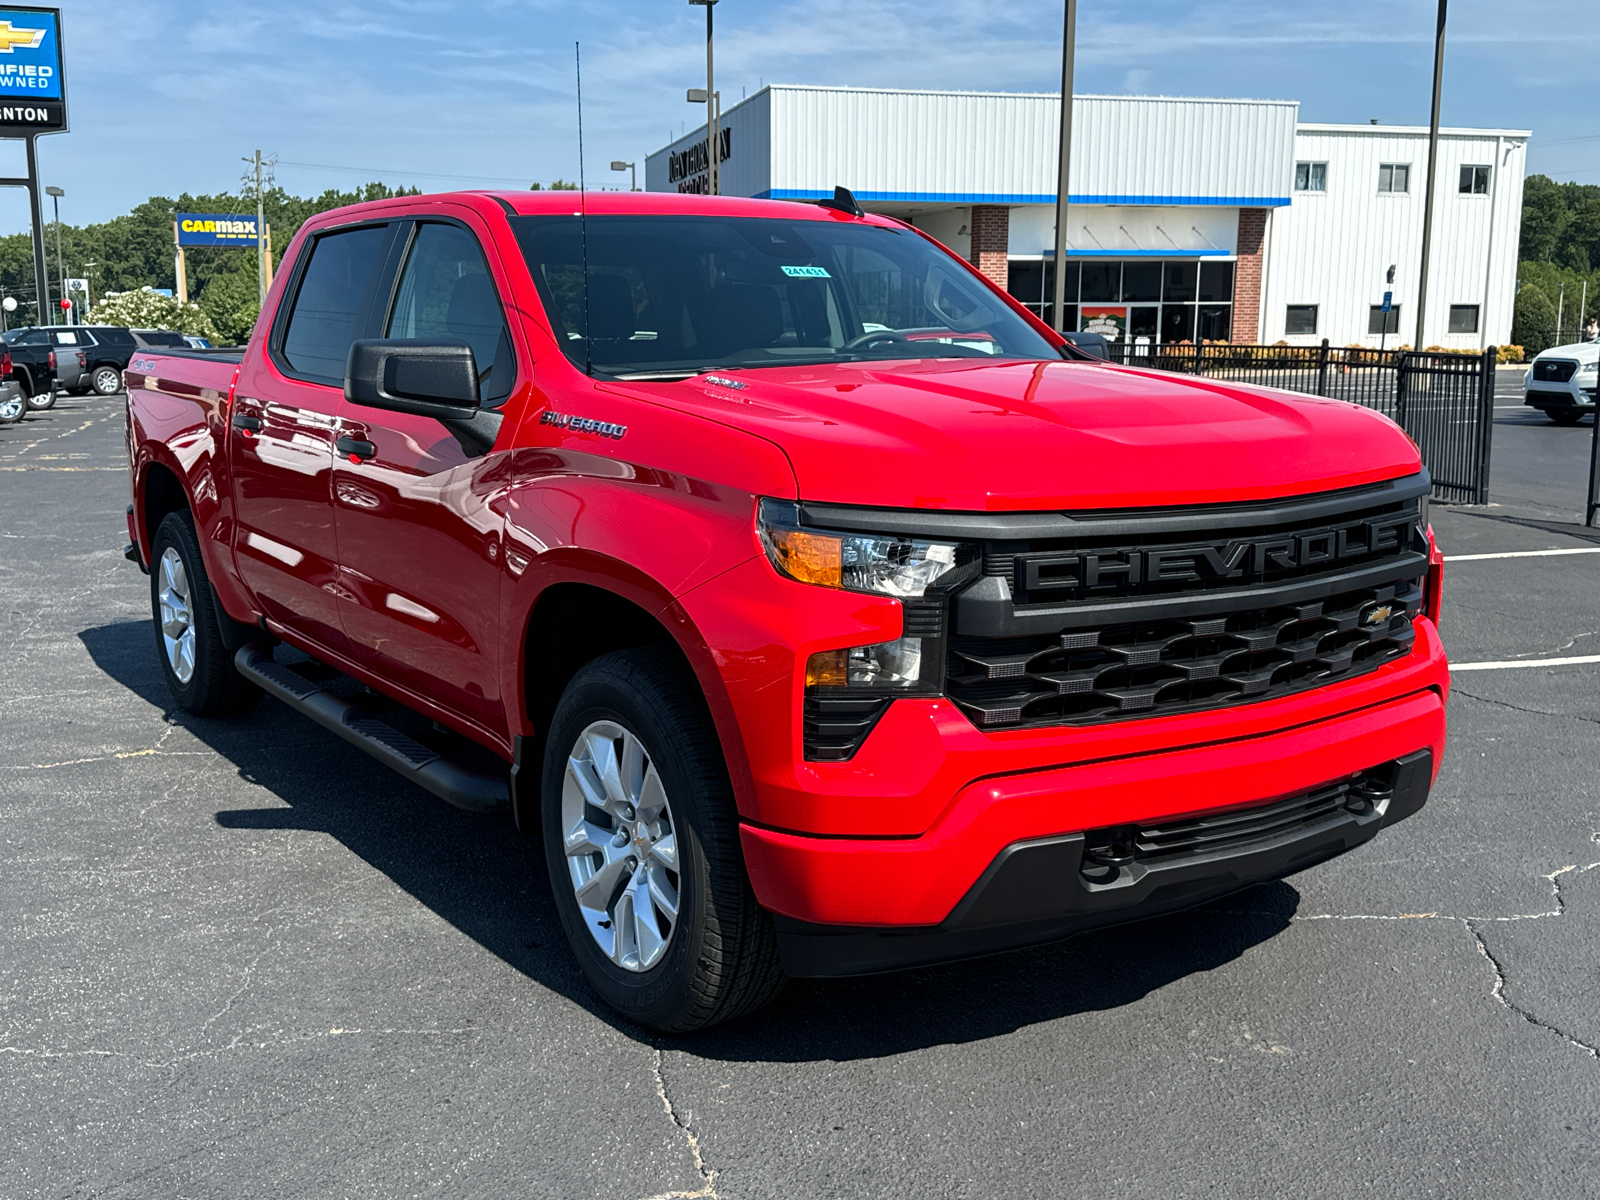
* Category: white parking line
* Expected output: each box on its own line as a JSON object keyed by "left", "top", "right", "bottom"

{"left": 1452, "top": 655, "right": 1600, "bottom": 672}
{"left": 1446, "top": 547, "right": 1600, "bottom": 562}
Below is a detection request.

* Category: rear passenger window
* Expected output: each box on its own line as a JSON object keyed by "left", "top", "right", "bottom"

{"left": 281, "top": 225, "right": 390, "bottom": 383}
{"left": 386, "top": 222, "right": 515, "bottom": 405}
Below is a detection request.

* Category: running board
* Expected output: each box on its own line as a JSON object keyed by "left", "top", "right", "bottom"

{"left": 235, "top": 646, "right": 509, "bottom": 815}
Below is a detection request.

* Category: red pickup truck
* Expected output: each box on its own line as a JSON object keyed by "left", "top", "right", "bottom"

{"left": 124, "top": 188, "right": 1449, "bottom": 1031}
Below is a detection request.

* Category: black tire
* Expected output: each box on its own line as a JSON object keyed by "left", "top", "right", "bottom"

{"left": 0, "top": 388, "right": 24, "bottom": 424}
{"left": 90, "top": 365, "right": 122, "bottom": 395}
{"left": 149, "top": 510, "right": 261, "bottom": 718}
{"left": 1549, "top": 408, "right": 1585, "bottom": 426}
{"left": 24, "top": 380, "right": 54, "bottom": 410}
{"left": 541, "top": 648, "right": 785, "bottom": 1032}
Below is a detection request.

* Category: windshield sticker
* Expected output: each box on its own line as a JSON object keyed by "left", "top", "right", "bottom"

{"left": 781, "top": 265, "right": 831, "bottom": 278}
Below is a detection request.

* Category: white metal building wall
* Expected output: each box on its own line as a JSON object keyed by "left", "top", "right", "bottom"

{"left": 1263, "top": 125, "right": 1528, "bottom": 349}
{"left": 649, "top": 86, "right": 1298, "bottom": 207}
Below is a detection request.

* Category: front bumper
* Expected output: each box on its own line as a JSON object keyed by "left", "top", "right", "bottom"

{"left": 773, "top": 748, "right": 1431, "bottom": 977}
{"left": 743, "top": 681, "right": 1445, "bottom": 975}
{"left": 1525, "top": 381, "right": 1596, "bottom": 411}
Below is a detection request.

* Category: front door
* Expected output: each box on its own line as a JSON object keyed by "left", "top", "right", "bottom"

{"left": 330, "top": 217, "right": 521, "bottom": 741}
{"left": 229, "top": 221, "right": 396, "bottom": 658}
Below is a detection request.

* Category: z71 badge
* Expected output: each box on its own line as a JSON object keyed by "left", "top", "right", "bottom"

{"left": 540, "top": 411, "right": 627, "bottom": 440}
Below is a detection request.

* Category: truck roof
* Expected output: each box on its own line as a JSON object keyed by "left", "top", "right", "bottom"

{"left": 306, "top": 189, "right": 899, "bottom": 227}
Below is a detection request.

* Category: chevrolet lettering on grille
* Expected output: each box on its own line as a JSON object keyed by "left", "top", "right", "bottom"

{"left": 1018, "top": 514, "right": 1418, "bottom": 595}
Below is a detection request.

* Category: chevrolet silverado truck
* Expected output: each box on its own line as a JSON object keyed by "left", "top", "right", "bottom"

{"left": 123, "top": 188, "right": 1449, "bottom": 1031}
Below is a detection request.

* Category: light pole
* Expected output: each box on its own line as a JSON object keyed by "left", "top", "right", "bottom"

{"left": 611, "top": 160, "right": 638, "bottom": 191}
{"left": 1050, "top": 0, "right": 1077, "bottom": 333}
{"left": 82, "top": 261, "right": 95, "bottom": 314}
{"left": 45, "top": 185, "right": 65, "bottom": 325}
{"left": 689, "top": 0, "right": 719, "bottom": 195}
{"left": 1414, "top": 0, "right": 1446, "bottom": 352}
{"left": 687, "top": 87, "right": 721, "bottom": 192}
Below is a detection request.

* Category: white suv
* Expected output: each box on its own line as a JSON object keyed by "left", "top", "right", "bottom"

{"left": 1524, "top": 340, "right": 1600, "bottom": 424}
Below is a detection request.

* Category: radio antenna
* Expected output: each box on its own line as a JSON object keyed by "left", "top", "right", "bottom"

{"left": 576, "top": 41, "right": 592, "bottom": 377}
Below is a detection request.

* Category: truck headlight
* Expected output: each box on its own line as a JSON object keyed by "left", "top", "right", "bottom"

{"left": 757, "top": 499, "right": 978, "bottom": 597}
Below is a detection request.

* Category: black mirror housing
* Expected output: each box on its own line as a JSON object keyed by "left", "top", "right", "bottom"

{"left": 345, "top": 339, "right": 479, "bottom": 419}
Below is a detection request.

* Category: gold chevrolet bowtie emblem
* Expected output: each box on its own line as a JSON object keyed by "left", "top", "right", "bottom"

{"left": 0, "top": 22, "right": 45, "bottom": 53}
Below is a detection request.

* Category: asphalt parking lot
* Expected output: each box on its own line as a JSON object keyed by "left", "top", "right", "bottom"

{"left": 3, "top": 376, "right": 1599, "bottom": 1199}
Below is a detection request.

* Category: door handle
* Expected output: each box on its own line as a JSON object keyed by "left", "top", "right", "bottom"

{"left": 336, "top": 436, "right": 377, "bottom": 462}
{"left": 231, "top": 413, "right": 262, "bottom": 434}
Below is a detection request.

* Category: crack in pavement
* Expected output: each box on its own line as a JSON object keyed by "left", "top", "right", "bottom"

{"left": 642, "top": 1046, "right": 718, "bottom": 1200}
{"left": 1225, "top": 857, "right": 1600, "bottom": 1063}
{"left": 1451, "top": 685, "right": 1600, "bottom": 730}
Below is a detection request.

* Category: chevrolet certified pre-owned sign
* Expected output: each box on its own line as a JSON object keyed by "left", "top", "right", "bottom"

{"left": 0, "top": 6, "right": 65, "bottom": 133}
{"left": 176, "top": 214, "right": 261, "bottom": 247}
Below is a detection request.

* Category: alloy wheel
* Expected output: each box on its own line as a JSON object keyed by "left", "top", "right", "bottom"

{"left": 93, "top": 367, "right": 121, "bottom": 395}
{"left": 157, "top": 546, "right": 196, "bottom": 684}
{"left": 561, "top": 720, "right": 681, "bottom": 972}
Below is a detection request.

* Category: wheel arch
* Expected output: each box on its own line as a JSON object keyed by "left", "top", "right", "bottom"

{"left": 512, "top": 558, "right": 759, "bottom": 830}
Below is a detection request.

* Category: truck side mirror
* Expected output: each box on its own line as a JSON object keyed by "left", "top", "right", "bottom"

{"left": 345, "top": 339, "right": 479, "bottom": 420}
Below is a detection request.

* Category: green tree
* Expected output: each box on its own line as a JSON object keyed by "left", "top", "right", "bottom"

{"left": 1511, "top": 284, "right": 1558, "bottom": 355}
{"left": 198, "top": 269, "right": 260, "bottom": 345}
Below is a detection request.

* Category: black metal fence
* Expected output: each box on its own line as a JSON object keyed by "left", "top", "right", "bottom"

{"left": 1100, "top": 338, "right": 1496, "bottom": 504}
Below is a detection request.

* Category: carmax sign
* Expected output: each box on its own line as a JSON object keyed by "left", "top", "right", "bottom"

{"left": 177, "top": 214, "right": 261, "bottom": 247}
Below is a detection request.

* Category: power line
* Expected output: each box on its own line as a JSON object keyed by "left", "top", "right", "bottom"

{"left": 276, "top": 159, "right": 533, "bottom": 186}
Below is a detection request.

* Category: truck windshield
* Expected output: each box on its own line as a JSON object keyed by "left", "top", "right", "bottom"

{"left": 509, "top": 214, "right": 1062, "bottom": 378}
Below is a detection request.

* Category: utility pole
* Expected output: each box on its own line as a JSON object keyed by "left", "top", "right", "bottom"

{"left": 82, "top": 261, "right": 95, "bottom": 313}
{"left": 1414, "top": 0, "right": 1446, "bottom": 352}
{"left": 251, "top": 150, "right": 266, "bottom": 307}
{"left": 45, "top": 185, "right": 64, "bottom": 324}
{"left": 689, "top": 0, "right": 719, "bottom": 195}
{"left": 1050, "top": 0, "right": 1077, "bottom": 332}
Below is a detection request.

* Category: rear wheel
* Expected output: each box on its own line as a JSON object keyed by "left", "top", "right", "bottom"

{"left": 542, "top": 648, "right": 785, "bottom": 1032}
{"left": 0, "top": 388, "right": 23, "bottom": 424}
{"left": 149, "top": 510, "right": 260, "bottom": 717}
{"left": 23, "top": 374, "right": 55, "bottom": 410}
{"left": 91, "top": 365, "right": 122, "bottom": 395}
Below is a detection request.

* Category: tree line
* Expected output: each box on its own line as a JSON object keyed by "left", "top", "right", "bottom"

{"left": 1513, "top": 174, "right": 1600, "bottom": 353}
{"left": 1, "top": 181, "right": 420, "bottom": 341}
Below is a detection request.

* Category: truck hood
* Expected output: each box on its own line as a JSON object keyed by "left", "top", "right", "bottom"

{"left": 606, "top": 358, "right": 1422, "bottom": 511}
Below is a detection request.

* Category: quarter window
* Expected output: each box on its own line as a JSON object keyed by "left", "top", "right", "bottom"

{"left": 386, "top": 223, "right": 515, "bottom": 405}
{"left": 1285, "top": 305, "right": 1318, "bottom": 335}
{"left": 1459, "top": 165, "right": 1491, "bottom": 195}
{"left": 1294, "top": 162, "right": 1327, "bottom": 192}
{"left": 1378, "top": 163, "right": 1410, "bottom": 193}
{"left": 280, "top": 225, "right": 391, "bottom": 383}
{"left": 1448, "top": 304, "right": 1480, "bottom": 334}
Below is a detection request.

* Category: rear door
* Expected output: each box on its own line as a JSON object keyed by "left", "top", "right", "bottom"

{"left": 229, "top": 220, "right": 399, "bottom": 658}
{"left": 329, "top": 215, "right": 520, "bottom": 739}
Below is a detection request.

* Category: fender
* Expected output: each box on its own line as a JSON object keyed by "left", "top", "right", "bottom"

{"left": 125, "top": 358, "right": 257, "bottom": 631}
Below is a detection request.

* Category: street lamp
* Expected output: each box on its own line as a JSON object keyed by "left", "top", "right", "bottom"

{"left": 1050, "top": 0, "right": 1077, "bottom": 333}
{"left": 45, "top": 185, "right": 65, "bottom": 325}
{"left": 611, "top": 160, "right": 638, "bottom": 191}
{"left": 688, "top": 0, "right": 719, "bottom": 196}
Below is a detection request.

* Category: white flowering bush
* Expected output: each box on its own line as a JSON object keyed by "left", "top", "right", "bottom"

{"left": 88, "top": 289, "right": 220, "bottom": 341}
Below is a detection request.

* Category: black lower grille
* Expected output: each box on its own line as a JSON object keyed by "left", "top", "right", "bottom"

{"left": 1079, "top": 766, "right": 1395, "bottom": 882}
{"left": 947, "top": 579, "right": 1422, "bottom": 729}
{"left": 804, "top": 696, "right": 892, "bottom": 762}
{"left": 1533, "top": 359, "right": 1578, "bottom": 384}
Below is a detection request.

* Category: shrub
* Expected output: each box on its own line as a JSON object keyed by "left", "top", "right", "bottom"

{"left": 89, "top": 289, "right": 219, "bottom": 340}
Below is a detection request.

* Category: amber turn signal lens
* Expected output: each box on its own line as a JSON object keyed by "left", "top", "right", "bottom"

{"left": 805, "top": 649, "right": 849, "bottom": 688}
{"left": 769, "top": 529, "right": 843, "bottom": 588}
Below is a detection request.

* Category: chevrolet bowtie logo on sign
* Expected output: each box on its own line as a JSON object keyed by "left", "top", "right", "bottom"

{"left": 0, "top": 21, "right": 44, "bottom": 52}
{"left": 0, "top": 7, "right": 66, "bottom": 132}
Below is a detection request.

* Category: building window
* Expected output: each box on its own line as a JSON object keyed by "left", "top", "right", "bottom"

{"left": 1459, "top": 165, "right": 1491, "bottom": 195}
{"left": 1295, "top": 162, "right": 1327, "bottom": 192}
{"left": 1448, "top": 304, "right": 1480, "bottom": 334}
{"left": 1378, "top": 163, "right": 1411, "bottom": 193}
{"left": 1285, "top": 305, "right": 1319, "bottom": 335}
{"left": 1368, "top": 305, "right": 1402, "bottom": 335}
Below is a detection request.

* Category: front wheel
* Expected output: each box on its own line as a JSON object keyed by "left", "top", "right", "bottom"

{"left": 542, "top": 648, "right": 785, "bottom": 1032}
{"left": 149, "top": 510, "right": 260, "bottom": 717}
{"left": 1548, "top": 408, "right": 1585, "bottom": 426}
{"left": 91, "top": 365, "right": 122, "bottom": 395}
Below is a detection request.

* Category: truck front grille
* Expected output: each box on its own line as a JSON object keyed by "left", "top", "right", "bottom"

{"left": 946, "top": 581, "right": 1421, "bottom": 728}
{"left": 1533, "top": 359, "right": 1578, "bottom": 383}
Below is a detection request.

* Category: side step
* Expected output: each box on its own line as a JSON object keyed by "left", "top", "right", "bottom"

{"left": 235, "top": 646, "right": 509, "bottom": 815}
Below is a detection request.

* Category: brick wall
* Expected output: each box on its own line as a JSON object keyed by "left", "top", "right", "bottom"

{"left": 1233, "top": 208, "right": 1267, "bottom": 343}
{"left": 969, "top": 205, "right": 1010, "bottom": 290}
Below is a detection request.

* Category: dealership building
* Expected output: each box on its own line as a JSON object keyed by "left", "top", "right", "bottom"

{"left": 645, "top": 86, "right": 1528, "bottom": 350}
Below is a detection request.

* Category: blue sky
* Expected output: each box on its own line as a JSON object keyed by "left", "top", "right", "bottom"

{"left": 2, "top": 0, "right": 1594, "bottom": 234}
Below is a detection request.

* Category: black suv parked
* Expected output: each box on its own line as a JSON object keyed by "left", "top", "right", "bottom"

{"left": 1, "top": 325, "right": 139, "bottom": 397}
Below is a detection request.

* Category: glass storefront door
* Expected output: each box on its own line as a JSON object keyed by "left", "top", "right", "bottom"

{"left": 1005, "top": 256, "right": 1236, "bottom": 346}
